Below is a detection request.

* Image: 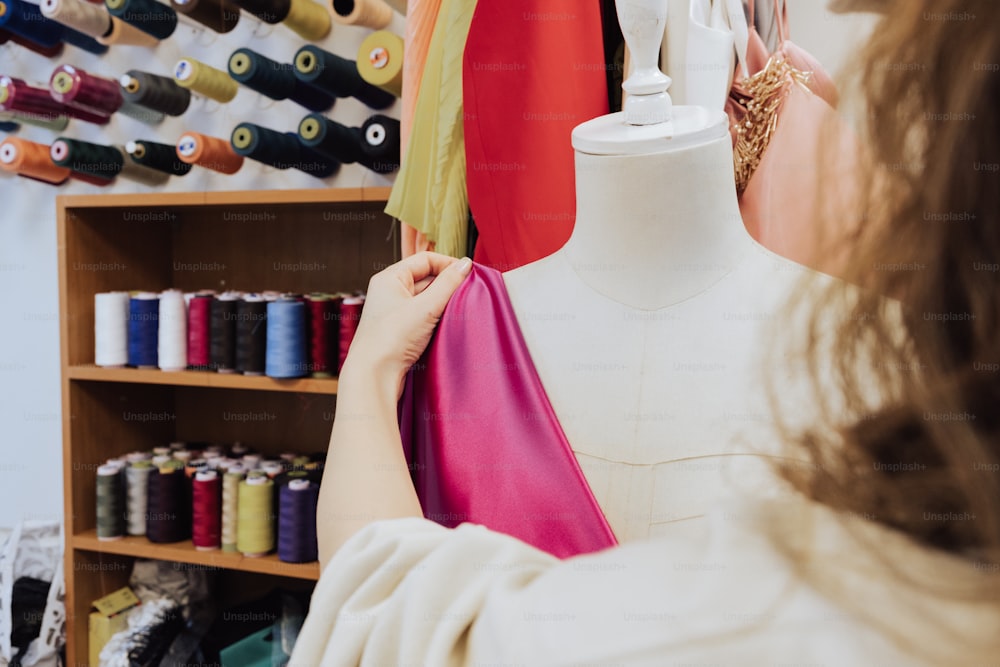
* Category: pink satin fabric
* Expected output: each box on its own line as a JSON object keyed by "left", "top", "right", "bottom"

{"left": 398, "top": 264, "right": 618, "bottom": 558}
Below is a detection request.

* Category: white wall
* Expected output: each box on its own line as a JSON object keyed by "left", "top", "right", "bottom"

{"left": 0, "top": 0, "right": 397, "bottom": 529}
{"left": 0, "top": 0, "right": 874, "bottom": 530}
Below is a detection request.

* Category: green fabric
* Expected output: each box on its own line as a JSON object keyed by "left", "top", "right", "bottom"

{"left": 384, "top": 0, "right": 476, "bottom": 258}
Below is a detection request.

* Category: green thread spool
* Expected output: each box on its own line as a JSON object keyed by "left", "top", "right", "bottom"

{"left": 237, "top": 472, "right": 274, "bottom": 557}
{"left": 96, "top": 463, "right": 126, "bottom": 541}
{"left": 49, "top": 137, "right": 124, "bottom": 180}
{"left": 222, "top": 467, "right": 244, "bottom": 552}
{"left": 125, "top": 459, "right": 153, "bottom": 536}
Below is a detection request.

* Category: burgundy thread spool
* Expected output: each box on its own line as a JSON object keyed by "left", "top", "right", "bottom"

{"left": 338, "top": 295, "right": 363, "bottom": 374}
{"left": 0, "top": 75, "right": 107, "bottom": 125}
{"left": 187, "top": 291, "right": 213, "bottom": 370}
{"left": 306, "top": 293, "right": 338, "bottom": 378}
{"left": 49, "top": 64, "right": 123, "bottom": 118}
{"left": 192, "top": 469, "right": 222, "bottom": 550}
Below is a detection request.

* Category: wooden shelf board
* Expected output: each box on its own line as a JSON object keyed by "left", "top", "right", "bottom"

{"left": 67, "top": 365, "right": 339, "bottom": 395}
{"left": 57, "top": 187, "right": 392, "bottom": 209}
{"left": 73, "top": 530, "right": 320, "bottom": 580}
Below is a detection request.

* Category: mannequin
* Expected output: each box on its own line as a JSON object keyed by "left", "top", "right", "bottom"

{"left": 503, "top": 0, "right": 834, "bottom": 542}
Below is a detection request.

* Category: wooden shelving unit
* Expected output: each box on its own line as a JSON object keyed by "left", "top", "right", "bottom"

{"left": 58, "top": 187, "right": 396, "bottom": 665}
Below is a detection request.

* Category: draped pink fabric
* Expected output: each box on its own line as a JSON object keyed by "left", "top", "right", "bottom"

{"left": 398, "top": 264, "right": 618, "bottom": 558}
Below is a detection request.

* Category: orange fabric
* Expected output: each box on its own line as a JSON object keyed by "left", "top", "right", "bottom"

{"left": 398, "top": 0, "right": 442, "bottom": 258}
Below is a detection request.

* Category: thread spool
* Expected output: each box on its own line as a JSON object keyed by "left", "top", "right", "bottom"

{"left": 209, "top": 291, "right": 238, "bottom": 372}
{"left": 338, "top": 295, "right": 363, "bottom": 372}
{"left": 356, "top": 30, "right": 402, "bottom": 97}
{"left": 358, "top": 113, "right": 400, "bottom": 173}
{"left": 231, "top": 0, "right": 287, "bottom": 23}
{"left": 266, "top": 297, "right": 307, "bottom": 378}
{"left": 230, "top": 122, "right": 338, "bottom": 177}
{"left": 192, "top": 470, "right": 222, "bottom": 550}
{"left": 96, "top": 463, "right": 126, "bottom": 541}
{"left": 228, "top": 48, "right": 334, "bottom": 111}
{"left": 0, "top": 0, "right": 65, "bottom": 48}
{"left": 58, "top": 22, "right": 109, "bottom": 53}
{"left": 158, "top": 289, "right": 187, "bottom": 370}
{"left": 169, "top": 0, "right": 238, "bottom": 33}
{"left": 187, "top": 291, "right": 213, "bottom": 368}
{"left": 292, "top": 44, "right": 394, "bottom": 110}
{"left": 97, "top": 14, "right": 159, "bottom": 44}
{"left": 50, "top": 137, "right": 124, "bottom": 181}
{"left": 127, "top": 291, "right": 159, "bottom": 368}
{"left": 125, "top": 140, "right": 192, "bottom": 176}
{"left": 114, "top": 145, "right": 170, "bottom": 185}
{"left": 146, "top": 463, "right": 190, "bottom": 543}
{"left": 0, "top": 137, "right": 71, "bottom": 185}
{"left": 121, "top": 71, "right": 191, "bottom": 116}
{"left": 1, "top": 76, "right": 83, "bottom": 124}
{"left": 237, "top": 473, "right": 274, "bottom": 557}
{"left": 173, "top": 58, "right": 238, "bottom": 103}
{"left": 49, "top": 64, "right": 123, "bottom": 118}
{"left": 260, "top": 460, "right": 284, "bottom": 479}
{"left": 125, "top": 460, "right": 152, "bottom": 536}
{"left": 0, "top": 109, "right": 68, "bottom": 132}
{"left": 104, "top": 0, "right": 176, "bottom": 38}
{"left": 0, "top": 25, "right": 64, "bottom": 57}
{"left": 328, "top": 0, "right": 391, "bottom": 29}
{"left": 94, "top": 291, "right": 129, "bottom": 366}
{"left": 176, "top": 131, "right": 244, "bottom": 174}
{"left": 281, "top": 0, "right": 329, "bottom": 40}
{"left": 297, "top": 113, "right": 360, "bottom": 163}
{"left": 277, "top": 478, "right": 318, "bottom": 563}
{"left": 40, "top": 0, "right": 111, "bottom": 38}
{"left": 0, "top": 119, "right": 17, "bottom": 132}
{"left": 221, "top": 466, "right": 244, "bottom": 552}
{"left": 235, "top": 293, "right": 266, "bottom": 375}
{"left": 306, "top": 293, "right": 337, "bottom": 378}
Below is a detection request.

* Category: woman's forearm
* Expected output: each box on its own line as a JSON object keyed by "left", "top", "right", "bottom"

{"left": 316, "top": 357, "right": 422, "bottom": 570}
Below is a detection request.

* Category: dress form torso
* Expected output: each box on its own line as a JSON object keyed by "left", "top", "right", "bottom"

{"left": 503, "top": 132, "right": 831, "bottom": 543}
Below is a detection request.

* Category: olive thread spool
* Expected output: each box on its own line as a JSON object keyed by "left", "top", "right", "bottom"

{"left": 125, "top": 140, "right": 192, "bottom": 176}
{"left": 173, "top": 58, "right": 238, "bottom": 104}
{"left": 49, "top": 64, "right": 123, "bottom": 118}
{"left": 0, "top": 0, "right": 65, "bottom": 48}
{"left": 281, "top": 0, "right": 329, "bottom": 40}
{"left": 121, "top": 71, "right": 191, "bottom": 117}
{"left": 169, "top": 0, "right": 238, "bottom": 33}
{"left": 104, "top": 0, "right": 177, "bottom": 38}
{"left": 228, "top": 48, "right": 334, "bottom": 112}
{"left": 231, "top": 122, "right": 338, "bottom": 178}
{"left": 40, "top": 0, "right": 111, "bottom": 38}
{"left": 293, "top": 44, "right": 394, "bottom": 110}
{"left": 237, "top": 472, "right": 275, "bottom": 557}
{"left": 96, "top": 463, "right": 126, "bottom": 541}
{"left": 356, "top": 30, "right": 403, "bottom": 97}
{"left": 50, "top": 137, "right": 124, "bottom": 181}
{"left": 0, "top": 137, "right": 71, "bottom": 185}
{"left": 221, "top": 467, "right": 244, "bottom": 552}
{"left": 176, "top": 131, "right": 244, "bottom": 174}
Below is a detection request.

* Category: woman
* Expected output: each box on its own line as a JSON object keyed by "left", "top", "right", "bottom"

{"left": 290, "top": 0, "right": 1000, "bottom": 664}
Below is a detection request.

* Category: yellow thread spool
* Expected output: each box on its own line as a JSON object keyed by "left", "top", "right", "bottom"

{"left": 283, "top": 0, "right": 331, "bottom": 41}
{"left": 222, "top": 468, "right": 244, "bottom": 552}
{"left": 173, "top": 58, "right": 238, "bottom": 103}
{"left": 236, "top": 473, "right": 274, "bottom": 557}
{"left": 357, "top": 30, "right": 403, "bottom": 97}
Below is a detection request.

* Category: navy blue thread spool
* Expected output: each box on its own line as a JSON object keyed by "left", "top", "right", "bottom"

{"left": 235, "top": 293, "right": 267, "bottom": 375}
{"left": 58, "top": 24, "right": 107, "bottom": 55}
{"left": 358, "top": 114, "right": 400, "bottom": 173}
{"left": 0, "top": 0, "right": 65, "bottom": 49}
{"left": 231, "top": 0, "right": 288, "bottom": 23}
{"left": 127, "top": 292, "right": 159, "bottom": 368}
{"left": 277, "top": 478, "right": 318, "bottom": 563}
{"left": 104, "top": 0, "right": 177, "bottom": 38}
{"left": 121, "top": 71, "right": 191, "bottom": 117}
{"left": 125, "top": 140, "right": 192, "bottom": 176}
{"left": 146, "top": 462, "right": 191, "bottom": 543}
{"left": 292, "top": 44, "right": 394, "bottom": 110}
{"left": 228, "top": 48, "right": 334, "bottom": 112}
{"left": 230, "top": 122, "right": 339, "bottom": 178}
{"left": 296, "top": 113, "right": 365, "bottom": 164}
{"left": 265, "top": 297, "right": 307, "bottom": 378}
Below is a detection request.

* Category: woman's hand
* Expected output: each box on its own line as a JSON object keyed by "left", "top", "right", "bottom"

{"left": 342, "top": 251, "right": 473, "bottom": 397}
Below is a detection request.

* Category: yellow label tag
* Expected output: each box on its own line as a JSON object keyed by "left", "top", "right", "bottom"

{"left": 92, "top": 587, "right": 140, "bottom": 618}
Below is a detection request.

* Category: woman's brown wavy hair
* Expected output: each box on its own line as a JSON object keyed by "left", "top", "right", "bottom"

{"left": 775, "top": 0, "right": 1000, "bottom": 562}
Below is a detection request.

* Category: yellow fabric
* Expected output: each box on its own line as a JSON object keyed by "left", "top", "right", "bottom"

{"left": 385, "top": 0, "right": 475, "bottom": 258}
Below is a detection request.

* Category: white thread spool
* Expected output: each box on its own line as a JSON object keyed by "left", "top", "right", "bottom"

{"left": 95, "top": 291, "right": 129, "bottom": 367}
{"left": 125, "top": 461, "right": 153, "bottom": 536}
{"left": 158, "top": 289, "right": 188, "bottom": 371}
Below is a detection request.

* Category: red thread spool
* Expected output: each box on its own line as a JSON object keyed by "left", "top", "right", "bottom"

{"left": 0, "top": 75, "right": 108, "bottom": 125}
{"left": 49, "top": 64, "right": 123, "bottom": 118}
{"left": 306, "top": 293, "right": 339, "bottom": 378}
{"left": 187, "top": 292, "right": 213, "bottom": 369}
{"left": 338, "top": 295, "right": 363, "bottom": 374}
{"left": 192, "top": 469, "right": 222, "bottom": 550}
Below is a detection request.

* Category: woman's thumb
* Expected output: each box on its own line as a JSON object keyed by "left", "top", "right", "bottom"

{"left": 420, "top": 257, "right": 473, "bottom": 314}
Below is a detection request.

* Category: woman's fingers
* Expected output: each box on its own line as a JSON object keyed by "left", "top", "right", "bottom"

{"left": 389, "top": 251, "right": 461, "bottom": 286}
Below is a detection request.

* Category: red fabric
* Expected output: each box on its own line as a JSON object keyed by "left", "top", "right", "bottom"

{"left": 399, "top": 264, "right": 618, "bottom": 558}
{"left": 463, "top": 1, "right": 608, "bottom": 271}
